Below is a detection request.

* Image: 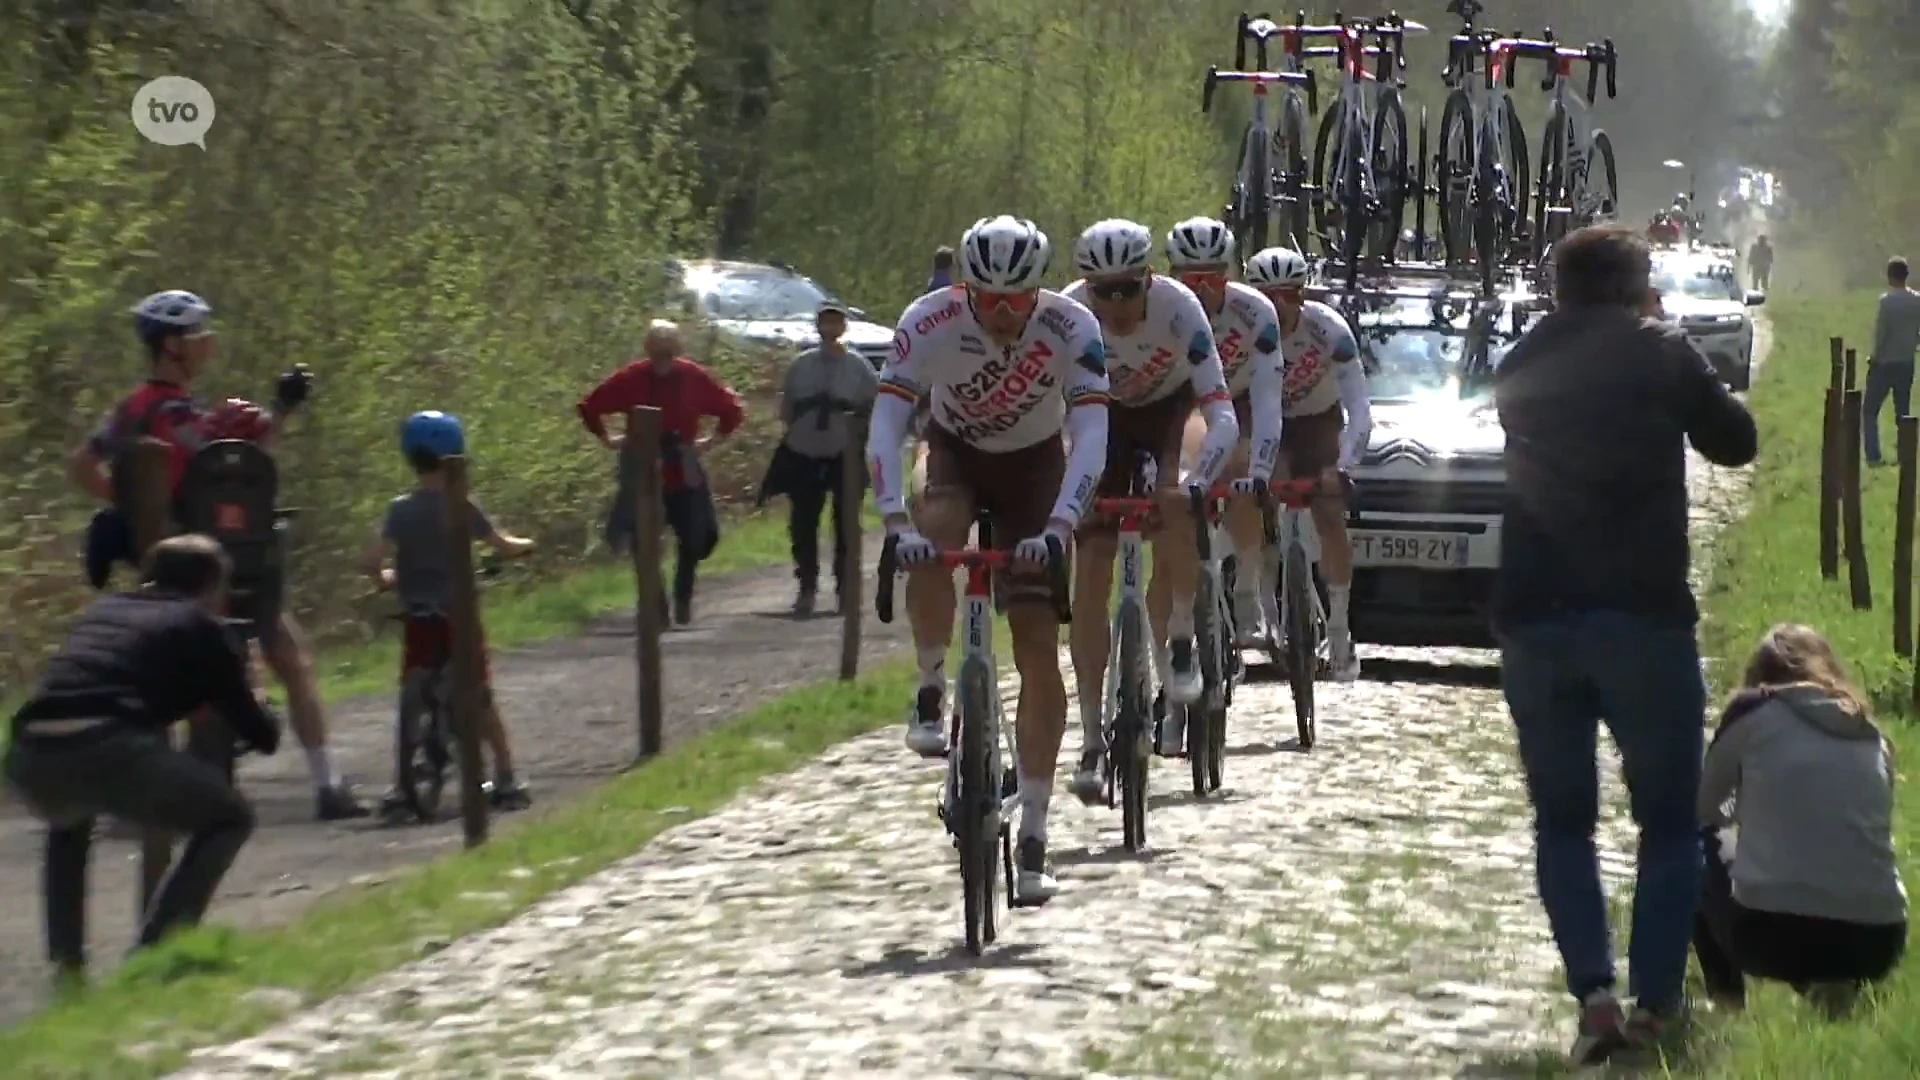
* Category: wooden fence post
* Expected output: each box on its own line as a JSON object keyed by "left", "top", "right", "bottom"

{"left": 130, "top": 438, "right": 174, "bottom": 915}
{"left": 1843, "top": 388, "right": 1873, "bottom": 610}
{"left": 441, "top": 456, "right": 490, "bottom": 848}
{"left": 1895, "top": 417, "right": 1918, "bottom": 656}
{"left": 1821, "top": 339, "right": 1844, "bottom": 579}
{"left": 626, "top": 407, "right": 665, "bottom": 761}
{"left": 840, "top": 420, "right": 867, "bottom": 680}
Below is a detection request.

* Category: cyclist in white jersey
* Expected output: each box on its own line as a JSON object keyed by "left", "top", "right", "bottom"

{"left": 1165, "top": 217, "right": 1287, "bottom": 651}
{"left": 1058, "top": 219, "right": 1239, "bottom": 796}
{"left": 1244, "top": 247, "right": 1371, "bottom": 681}
{"left": 866, "top": 215, "right": 1110, "bottom": 903}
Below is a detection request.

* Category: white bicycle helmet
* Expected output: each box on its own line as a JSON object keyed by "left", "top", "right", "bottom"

{"left": 131, "top": 290, "right": 212, "bottom": 347}
{"left": 960, "top": 215, "right": 1051, "bottom": 290}
{"left": 1073, "top": 219, "right": 1155, "bottom": 277}
{"left": 1166, "top": 217, "right": 1236, "bottom": 268}
{"left": 1243, "top": 247, "right": 1310, "bottom": 289}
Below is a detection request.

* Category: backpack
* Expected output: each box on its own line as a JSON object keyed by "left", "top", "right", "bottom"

{"left": 176, "top": 439, "right": 287, "bottom": 637}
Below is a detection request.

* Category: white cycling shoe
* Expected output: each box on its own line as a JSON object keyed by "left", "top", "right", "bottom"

{"left": 1328, "top": 625, "right": 1361, "bottom": 683}
{"left": 1069, "top": 747, "right": 1106, "bottom": 804}
{"left": 1013, "top": 835, "right": 1058, "bottom": 905}
{"left": 1231, "top": 590, "right": 1266, "bottom": 648}
{"left": 904, "top": 685, "right": 949, "bottom": 757}
{"left": 1166, "top": 636, "right": 1203, "bottom": 705}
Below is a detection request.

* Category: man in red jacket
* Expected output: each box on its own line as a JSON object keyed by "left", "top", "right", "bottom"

{"left": 578, "top": 320, "right": 744, "bottom": 624}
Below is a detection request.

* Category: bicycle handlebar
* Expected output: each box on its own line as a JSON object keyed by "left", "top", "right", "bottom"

{"left": 1187, "top": 483, "right": 1273, "bottom": 561}
{"left": 1488, "top": 33, "right": 1617, "bottom": 100}
{"left": 874, "top": 533, "right": 1071, "bottom": 627}
{"left": 1202, "top": 66, "right": 1317, "bottom": 116}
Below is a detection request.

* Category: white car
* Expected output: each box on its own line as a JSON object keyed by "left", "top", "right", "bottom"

{"left": 1652, "top": 254, "right": 1764, "bottom": 390}
{"left": 1335, "top": 284, "right": 1538, "bottom": 649}
{"left": 666, "top": 258, "right": 897, "bottom": 370}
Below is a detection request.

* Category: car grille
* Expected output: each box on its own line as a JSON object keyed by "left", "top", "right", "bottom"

{"left": 1351, "top": 478, "right": 1506, "bottom": 517}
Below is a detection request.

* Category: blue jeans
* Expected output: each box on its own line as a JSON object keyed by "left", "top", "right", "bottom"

{"left": 1498, "top": 611, "right": 1706, "bottom": 1013}
{"left": 1864, "top": 361, "right": 1913, "bottom": 464}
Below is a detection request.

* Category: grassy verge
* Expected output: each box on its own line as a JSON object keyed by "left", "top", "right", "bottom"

{"left": 1679, "top": 293, "right": 1920, "bottom": 1077}
{"left": 2, "top": 656, "right": 919, "bottom": 1078}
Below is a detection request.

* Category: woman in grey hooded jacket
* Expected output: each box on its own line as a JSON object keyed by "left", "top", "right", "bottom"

{"left": 1694, "top": 623, "right": 1907, "bottom": 1014}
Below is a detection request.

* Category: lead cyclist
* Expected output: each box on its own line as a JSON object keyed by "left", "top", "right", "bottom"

{"left": 1243, "top": 247, "right": 1371, "bottom": 681}
{"left": 1058, "top": 219, "right": 1239, "bottom": 798}
{"left": 867, "top": 215, "right": 1111, "bottom": 904}
{"left": 1165, "top": 218, "right": 1286, "bottom": 650}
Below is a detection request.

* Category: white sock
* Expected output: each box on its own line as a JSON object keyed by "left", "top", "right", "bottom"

{"left": 1168, "top": 605, "right": 1194, "bottom": 639}
{"left": 1329, "top": 584, "right": 1351, "bottom": 628}
{"left": 916, "top": 647, "right": 946, "bottom": 691}
{"left": 304, "top": 745, "right": 341, "bottom": 790}
{"left": 1018, "top": 774, "right": 1052, "bottom": 842}
{"left": 1079, "top": 694, "right": 1104, "bottom": 749}
{"left": 1152, "top": 638, "right": 1172, "bottom": 688}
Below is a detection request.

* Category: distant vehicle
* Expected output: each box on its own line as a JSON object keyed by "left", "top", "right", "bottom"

{"left": 1652, "top": 250, "right": 1763, "bottom": 390}
{"left": 664, "top": 258, "right": 896, "bottom": 370}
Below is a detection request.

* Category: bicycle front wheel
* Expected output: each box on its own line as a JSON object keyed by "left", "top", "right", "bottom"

{"left": 1535, "top": 106, "right": 1569, "bottom": 260}
{"left": 1190, "top": 575, "right": 1221, "bottom": 798}
{"left": 1117, "top": 607, "right": 1150, "bottom": 851}
{"left": 957, "top": 659, "right": 998, "bottom": 953}
{"left": 1280, "top": 94, "right": 1311, "bottom": 251}
{"left": 1283, "top": 543, "right": 1317, "bottom": 750}
{"left": 1245, "top": 123, "right": 1272, "bottom": 254}
{"left": 1370, "top": 92, "right": 1409, "bottom": 260}
{"left": 397, "top": 670, "right": 453, "bottom": 820}
{"left": 1437, "top": 90, "right": 1473, "bottom": 266}
{"left": 1312, "top": 100, "right": 1349, "bottom": 261}
{"left": 1586, "top": 130, "right": 1619, "bottom": 224}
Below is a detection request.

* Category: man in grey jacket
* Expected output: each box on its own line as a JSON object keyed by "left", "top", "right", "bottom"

{"left": 775, "top": 301, "right": 878, "bottom": 615}
{"left": 1864, "top": 257, "right": 1920, "bottom": 465}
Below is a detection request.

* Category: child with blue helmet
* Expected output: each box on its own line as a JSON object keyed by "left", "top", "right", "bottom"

{"left": 362, "top": 411, "right": 536, "bottom": 817}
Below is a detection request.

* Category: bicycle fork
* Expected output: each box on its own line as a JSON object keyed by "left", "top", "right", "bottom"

{"left": 941, "top": 578, "right": 1020, "bottom": 839}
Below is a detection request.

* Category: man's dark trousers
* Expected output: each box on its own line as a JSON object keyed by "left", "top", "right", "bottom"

{"left": 1864, "top": 360, "right": 1914, "bottom": 464}
{"left": 787, "top": 456, "right": 850, "bottom": 601}
{"left": 1498, "top": 610, "right": 1706, "bottom": 1014}
{"left": 4, "top": 724, "right": 255, "bottom": 971}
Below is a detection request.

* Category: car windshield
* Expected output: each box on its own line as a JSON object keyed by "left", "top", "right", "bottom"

{"left": 1652, "top": 268, "right": 1738, "bottom": 301}
{"left": 1359, "top": 325, "right": 1505, "bottom": 401}
{"left": 688, "top": 268, "right": 830, "bottom": 322}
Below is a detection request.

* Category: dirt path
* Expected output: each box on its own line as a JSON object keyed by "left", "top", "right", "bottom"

{"left": 0, "top": 551, "right": 910, "bottom": 1027}
{"left": 162, "top": 340, "right": 1764, "bottom": 1075}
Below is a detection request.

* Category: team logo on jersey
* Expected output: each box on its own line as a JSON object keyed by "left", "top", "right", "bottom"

{"left": 942, "top": 339, "right": 1058, "bottom": 441}
{"left": 892, "top": 328, "right": 911, "bottom": 362}
{"left": 1036, "top": 305, "right": 1077, "bottom": 342}
{"left": 958, "top": 334, "right": 987, "bottom": 355}
{"left": 1113, "top": 345, "right": 1178, "bottom": 402}
{"left": 914, "top": 300, "right": 962, "bottom": 337}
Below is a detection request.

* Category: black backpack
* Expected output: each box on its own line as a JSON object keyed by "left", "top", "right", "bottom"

{"left": 176, "top": 439, "right": 287, "bottom": 637}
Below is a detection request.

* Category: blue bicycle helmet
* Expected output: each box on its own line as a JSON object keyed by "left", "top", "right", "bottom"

{"left": 400, "top": 411, "right": 465, "bottom": 458}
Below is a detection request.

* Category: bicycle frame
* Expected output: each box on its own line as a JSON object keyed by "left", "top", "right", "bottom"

{"left": 1271, "top": 495, "right": 1326, "bottom": 646}
{"left": 1094, "top": 498, "right": 1157, "bottom": 743}
{"left": 943, "top": 553, "right": 1021, "bottom": 839}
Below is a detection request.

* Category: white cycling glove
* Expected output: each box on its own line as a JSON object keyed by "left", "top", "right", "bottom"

{"left": 889, "top": 525, "right": 939, "bottom": 566}
{"left": 1013, "top": 524, "right": 1070, "bottom": 566}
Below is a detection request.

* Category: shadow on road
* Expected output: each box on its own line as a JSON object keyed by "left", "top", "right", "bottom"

{"left": 1360, "top": 658, "right": 1502, "bottom": 689}
{"left": 845, "top": 941, "right": 1049, "bottom": 979}
{"left": 1052, "top": 844, "right": 1162, "bottom": 868}
{"left": 1226, "top": 738, "right": 1306, "bottom": 756}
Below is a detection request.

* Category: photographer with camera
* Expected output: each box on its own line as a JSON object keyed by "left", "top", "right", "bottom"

{"left": 66, "top": 290, "right": 366, "bottom": 820}
{"left": 5, "top": 536, "right": 281, "bottom": 978}
{"left": 578, "top": 319, "right": 744, "bottom": 625}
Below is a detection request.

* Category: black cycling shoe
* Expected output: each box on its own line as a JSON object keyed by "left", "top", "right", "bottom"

{"left": 317, "top": 784, "right": 370, "bottom": 821}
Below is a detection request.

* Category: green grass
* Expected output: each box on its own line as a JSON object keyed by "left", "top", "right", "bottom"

{"left": 1, "top": 656, "right": 919, "bottom": 1078}
{"left": 1679, "top": 293, "right": 1920, "bottom": 1077}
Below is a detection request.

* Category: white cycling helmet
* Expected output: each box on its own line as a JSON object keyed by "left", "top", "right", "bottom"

{"left": 960, "top": 215, "right": 1051, "bottom": 290}
{"left": 131, "top": 290, "right": 212, "bottom": 347}
{"left": 1073, "top": 218, "right": 1155, "bottom": 277}
{"left": 1243, "top": 247, "right": 1310, "bottom": 289}
{"left": 1165, "top": 217, "right": 1236, "bottom": 268}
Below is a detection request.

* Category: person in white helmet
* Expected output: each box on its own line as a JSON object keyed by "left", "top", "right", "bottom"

{"left": 1243, "top": 247, "right": 1371, "bottom": 681}
{"left": 1059, "top": 219, "right": 1238, "bottom": 795}
{"left": 1166, "top": 217, "right": 1286, "bottom": 652}
{"left": 866, "top": 215, "right": 1110, "bottom": 904}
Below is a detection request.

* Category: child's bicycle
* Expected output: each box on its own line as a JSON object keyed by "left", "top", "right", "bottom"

{"left": 376, "top": 555, "right": 510, "bottom": 823}
{"left": 875, "top": 513, "right": 1070, "bottom": 956}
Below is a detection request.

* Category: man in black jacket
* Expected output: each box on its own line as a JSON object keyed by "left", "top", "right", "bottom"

{"left": 5, "top": 535, "right": 281, "bottom": 977}
{"left": 1493, "top": 224, "right": 1757, "bottom": 1063}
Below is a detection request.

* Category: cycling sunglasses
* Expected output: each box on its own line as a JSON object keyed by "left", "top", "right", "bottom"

{"left": 1261, "top": 285, "right": 1304, "bottom": 304}
{"left": 1087, "top": 276, "right": 1147, "bottom": 302}
{"left": 969, "top": 286, "right": 1039, "bottom": 314}
{"left": 1176, "top": 269, "right": 1229, "bottom": 291}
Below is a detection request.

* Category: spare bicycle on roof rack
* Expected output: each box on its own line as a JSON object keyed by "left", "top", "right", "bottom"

{"left": 1497, "top": 29, "right": 1619, "bottom": 260}
{"left": 1203, "top": 15, "right": 1319, "bottom": 254}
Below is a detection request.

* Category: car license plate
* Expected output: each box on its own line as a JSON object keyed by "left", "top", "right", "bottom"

{"left": 1352, "top": 531, "right": 1469, "bottom": 568}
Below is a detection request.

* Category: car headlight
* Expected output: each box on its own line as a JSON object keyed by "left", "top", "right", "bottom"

{"left": 1682, "top": 314, "right": 1744, "bottom": 328}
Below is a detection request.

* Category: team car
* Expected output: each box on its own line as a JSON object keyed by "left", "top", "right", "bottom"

{"left": 1652, "top": 250, "right": 1764, "bottom": 390}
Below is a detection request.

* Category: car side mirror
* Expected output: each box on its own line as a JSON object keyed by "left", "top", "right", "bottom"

{"left": 1744, "top": 290, "right": 1766, "bottom": 306}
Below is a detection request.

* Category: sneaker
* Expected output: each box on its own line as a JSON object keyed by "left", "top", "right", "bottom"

{"left": 377, "top": 788, "right": 412, "bottom": 824}
{"left": 1231, "top": 591, "right": 1265, "bottom": 647}
{"left": 489, "top": 778, "right": 533, "bottom": 812}
{"left": 1569, "top": 989, "right": 1630, "bottom": 1066}
{"left": 1013, "top": 836, "right": 1058, "bottom": 905}
{"left": 904, "top": 685, "right": 948, "bottom": 757}
{"left": 316, "top": 783, "right": 370, "bottom": 821}
{"left": 1328, "top": 624, "right": 1360, "bottom": 682}
{"left": 1166, "top": 636, "right": 1202, "bottom": 704}
{"left": 792, "top": 586, "right": 816, "bottom": 618}
{"left": 671, "top": 595, "right": 692, "bottom": 627}
{"left": 1069, "top": 747, "right": 1106, "bottom": 804}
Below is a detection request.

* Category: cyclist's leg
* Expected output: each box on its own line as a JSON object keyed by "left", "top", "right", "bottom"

{"left": 901, "top": 427, "right": 973, "bottom": 756}
{"left": 1068, "top": 432, "right": 1129, "bottom": 800}
{"left": 1299, "top": 406, "right": 1359, "bottom": 678}
{"left": 1147, "top": 397, "right": 1202, "bottom": 707}
{"left": 1217, "top": 399, "right": 1269, "bottom": 641}
{"left": 995, "top": 434, "right": 1071, "bottom": 900}
{"left": 263, "top": 612, "right": 367, "bottom": 818}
